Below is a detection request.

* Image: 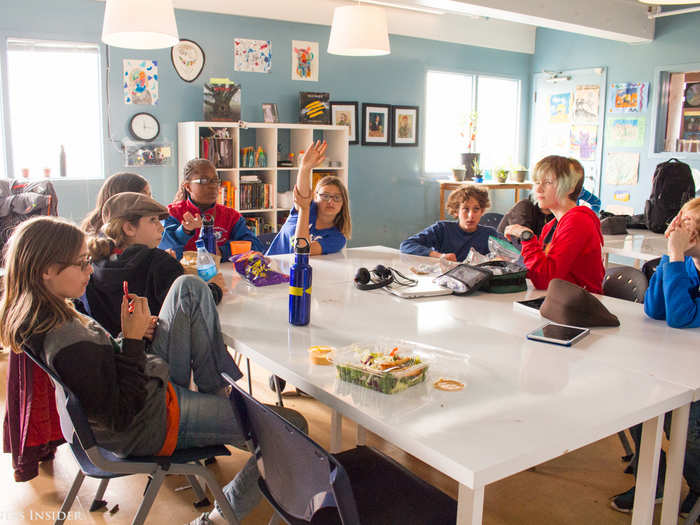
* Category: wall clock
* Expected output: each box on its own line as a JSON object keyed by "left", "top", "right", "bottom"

{"left": 129, "top": 112, "right": 160, "bottom": 142}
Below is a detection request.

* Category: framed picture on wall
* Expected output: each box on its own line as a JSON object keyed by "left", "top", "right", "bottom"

{"left": 362, "top": 103, "right": 391, "bottom": 146}
{"left": 331, "top": 101, "right": 358, "bottom": 145}
{"left": 171, "top": 39, "right": 205, "bottom": 82}
{"left": 261, "top": 103, "right": 279, "bottom": 123}
{"left": 391, "top": 105, "right": 419, "bottom": 146}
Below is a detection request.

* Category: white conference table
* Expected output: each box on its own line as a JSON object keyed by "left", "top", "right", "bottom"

{"left": 217, "top": 247, "right": 695, "bottom": 525}
{"left": 603, "top": 228, "right": 667, "bottom": 268}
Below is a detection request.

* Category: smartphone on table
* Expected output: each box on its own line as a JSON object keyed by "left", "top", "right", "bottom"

{"left": 526, "top": 322, "right": 590, "bottom": 347}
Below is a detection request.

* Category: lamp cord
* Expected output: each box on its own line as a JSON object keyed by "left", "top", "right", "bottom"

{"left": 104, "top": 44, "right": 122, "bottom": 152}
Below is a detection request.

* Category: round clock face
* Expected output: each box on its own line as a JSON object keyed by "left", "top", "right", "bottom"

{"left": 685, "top": 83, "right": 700, "bottom": 108}
{"left": 129, "top": 112, "right": 160, "bottom": 141}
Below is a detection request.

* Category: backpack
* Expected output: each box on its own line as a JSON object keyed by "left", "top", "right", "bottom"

{"left": 0, "top": 179, "right": 58, "bottom": 252}
{"left": 644, "top": 158, "right": 695, "bottom": 233}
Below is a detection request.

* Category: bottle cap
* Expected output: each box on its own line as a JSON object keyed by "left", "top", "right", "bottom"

{"left": 202, "top": 214, "right": 214, "bottom": 226}
{"left": 294, "top": 237, "right": 310, "bottom": 254}
{"left": 195, "top": 239, "right": 205, "bottom": 249}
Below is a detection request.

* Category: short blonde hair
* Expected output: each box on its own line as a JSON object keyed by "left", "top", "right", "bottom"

{"left": 681, "top": 196, "right": 700, "bottom": 236}
{"left": 446, "top": 185, "right": 490, "bottom": 217}
{"left": 533, "top": 156, "right": 584, "bottom": 204}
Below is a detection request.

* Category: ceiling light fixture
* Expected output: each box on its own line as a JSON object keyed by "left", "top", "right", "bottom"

{"left": 102, "top": 0, "right": 179, "bottom": 49}
{"left": 328, "top": 3, "right": 391, "bottom": 56}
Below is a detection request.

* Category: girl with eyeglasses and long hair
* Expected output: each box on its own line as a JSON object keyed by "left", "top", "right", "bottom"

{"left": 160, "top": 158, "right": 264, "bottom": 260}
{"left": 266, "top": 141, "right": 352, "bottom": 256}
{"left": 0, "top": 216, "right": 307, "bottom": 523}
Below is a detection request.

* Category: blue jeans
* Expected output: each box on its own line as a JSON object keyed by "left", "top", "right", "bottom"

{"left": 630, "top": 400, "right": 700, "bottom": 492}
{"left": 149, "top": 275, "right": 308, "bottom": 519}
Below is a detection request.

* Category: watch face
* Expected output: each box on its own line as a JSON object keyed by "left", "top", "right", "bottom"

{"left": 130, "top": 113, "right": 159, "bottom": 141}
{"left": 685, "top": 83, "right": 700, "bottom": 108}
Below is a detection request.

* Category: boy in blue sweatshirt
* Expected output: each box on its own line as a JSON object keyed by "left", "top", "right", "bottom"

{"left": 400, "top": 185, "right": 499, "bottom": 262}
{"left": 611, "top": 198, "right": 700, "bottom": 516}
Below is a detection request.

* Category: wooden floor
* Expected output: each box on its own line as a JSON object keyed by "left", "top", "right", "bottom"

{"left": 0, "top": 350, "right": 687, "bottom": 524}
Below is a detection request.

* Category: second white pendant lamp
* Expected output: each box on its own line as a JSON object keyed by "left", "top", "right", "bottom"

{"left": 328, "top": 4, "right": 391, "bottom": 56}
{"left": 102, "top": 0, "right": 179, "bottom": 49}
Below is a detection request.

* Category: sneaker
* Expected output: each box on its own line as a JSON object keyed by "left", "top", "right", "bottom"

{"left": 680, "top": 490, "right": 700, "bottom": 519}
{"left": 610, "top": 486, "right": 663, "bottom": 513}
{"left": 188, "top": 512, "right": 212, "bottom": 525}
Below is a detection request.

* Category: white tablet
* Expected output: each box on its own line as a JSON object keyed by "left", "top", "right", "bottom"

{"left": 526, "top": 322, "right": 590, "bottom": 347}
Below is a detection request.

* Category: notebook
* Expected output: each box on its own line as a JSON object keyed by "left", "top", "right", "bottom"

{"left": 383, "top": 278, "right": 453, "bottom": 299}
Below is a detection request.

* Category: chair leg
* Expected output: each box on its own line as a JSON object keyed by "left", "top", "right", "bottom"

{"left": 55, "top": 471, "right": 85, "bottom": 525}
{"left": 89, "top": 478, "right": 110, "bottom": 511}
{"left": 186, "top": 474, "right": 211, "bottom": 508}
{"left": 684, "top": 498, "right": 700, "bottom": 525}
{"left": 272, "top": 375, "right": 284, "bottom": 407}
{"left": 131, "top": 469, "right": 166, "bottom": 525}
{"left": 267, "top": 512, "right": 284, "bottom": 525}
{"left": 246, "top": 358, "right": 253, "bottom": 396}
{"left": 618, "top": 430, "right": 634, "bottom": 461}
{"left": 197, "top": 469, "right": 241, "bottom": 525}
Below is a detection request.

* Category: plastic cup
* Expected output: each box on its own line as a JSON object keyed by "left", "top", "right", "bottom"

{"left": 230, "top": 240, "right": 252, "bottom": 255}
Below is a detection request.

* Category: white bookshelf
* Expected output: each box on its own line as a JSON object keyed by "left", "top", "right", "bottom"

{"left": 177, "top": 121, "right": 350, "bottom": 234}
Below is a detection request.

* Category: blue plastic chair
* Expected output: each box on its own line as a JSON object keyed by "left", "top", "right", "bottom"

{"left": 479, "top": 212, "right": 504, "bottom": 229}
{"left": 223, "top": 373, "right": 457, "bottom": 525}
{"left": 23, "top": 344, "right": 240, "bottom": 525}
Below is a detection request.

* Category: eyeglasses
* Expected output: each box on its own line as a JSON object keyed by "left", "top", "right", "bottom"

{"left": 190, "top": 178, "right": 221, "bottom": 186}
{"left": 317, "top": 192, "right": 343, "bottom": 203}
{"left": 65, "top": 256, "right": 92, "bottom": 271}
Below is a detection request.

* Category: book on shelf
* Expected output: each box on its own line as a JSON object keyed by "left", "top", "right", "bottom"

{"left": 240, "top": 182, "right": 273, "bottom": 210}
{"left": 244, "top": 215, "right": 275, "bottom": 237}
{"left": 240, "top": 174, "right": 261, "bottom": 183}
{"left": 218, "top": 180, "right": 236, "bottom": 208}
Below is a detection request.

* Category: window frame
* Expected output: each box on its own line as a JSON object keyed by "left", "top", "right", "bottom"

{"left": 424, "top": 68, "right": 522, "bottom": 175}
{"left": 1, "top": 35, "right": 106, "bottom": 180}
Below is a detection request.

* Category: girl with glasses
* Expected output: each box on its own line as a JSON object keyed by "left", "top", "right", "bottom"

{"left": 504, "top": 155, "right": 604, "bottom": 294}
{"left": 160, "top": 158, "right": 264, "bottom": 260}
{"left": 266, "top": 140, "right": 352, "bottom": 256}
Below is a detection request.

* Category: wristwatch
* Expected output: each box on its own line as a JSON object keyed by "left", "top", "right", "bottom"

{"left": 521, "top": 230, "right": 534, "bottom": 241}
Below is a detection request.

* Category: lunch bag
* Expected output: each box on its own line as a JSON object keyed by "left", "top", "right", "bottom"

{"left": 644, "top": 158, "right": 695, "bottom": 233}
{"left": 475, "top": 261, "right": 528, "bottom": 293}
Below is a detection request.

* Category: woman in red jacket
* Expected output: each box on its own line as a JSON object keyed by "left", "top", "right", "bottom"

{"left": 504, "top": 156, "right": 604, "bottom": 294}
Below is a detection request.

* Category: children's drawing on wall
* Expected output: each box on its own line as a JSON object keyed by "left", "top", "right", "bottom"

{"left": 234, "top": 38, "right": 271, "bottom": 73}
{"left": 291, "top": 40, "right": 318, "bottom": 82}
{"left": 171, "top": 39, "right": 205, "bottom": 82}
{"left": 573, "top": 85, "right": 600, "bottom": 123}
{"left": 537, "top": 125, "right": 569, "bottom": 158}
{"left": 570, "top": 125, "right": 598, "bottom": 160}
{"left": 123, "top": 60, "right": 158, "bottom": 105}
{"left": 582, "top": 164, "right": 599, "bottom": 195}
{"left": 605, "top": 151, "right": 639, "bottom": 185}
{"left": 614, "top": 191, "right": 631, "bottom": 202}
{"left": 549, "top": 93, "right": 571, "bottom": 123}
{"left": 608, "top": 82, "right": 648, "bottom": 113}
{"left": 605, "top": 116, "right": 646, "bottom": 148}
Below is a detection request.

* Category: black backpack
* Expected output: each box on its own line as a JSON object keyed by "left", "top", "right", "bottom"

{"left": 644, "top": 158, "right": 695, "bottom": 233}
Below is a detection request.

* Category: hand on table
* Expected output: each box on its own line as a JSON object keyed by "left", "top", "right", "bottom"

{"left": 210, "top": 272, "right": 227, "bottom": 292}
{"left": 430, "top": 251, "right": 456, "bottom": 262}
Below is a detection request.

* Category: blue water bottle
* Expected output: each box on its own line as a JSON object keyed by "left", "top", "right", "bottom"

{"left": 289, "top": 238, "right": 312, "bottom": 326}
{"left": 199, "top": 214, "right": 216, "bottom": 255}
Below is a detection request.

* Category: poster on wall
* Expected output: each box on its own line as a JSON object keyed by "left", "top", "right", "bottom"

{"left": 123, "top": 60, "right": 158, "bottom": 105}
{"left": 291, "top": 41, "right": 318, "bottom": 82}
{"left": 570, "top": 125, "right": 598, "bottom": 160}
{"left": 605, "top": 151, "right": 639, "bottom": 185}
{"left": 299, "top": 92, "right": 330, "bottom": 124}
{"left": 549, "top": 93, "right": 571, "bottom": 123}
{"left": 573, "top": 85, "right": 600, "bottom": 123}
{"left": 536, "top": 125, "right": 569, "bottom": 158}
{"left": 234, "top": 38, "right": 271, "bottom": 73}
{"left": 608, "top": 82, "right": 648, "bottom": 113}
{"left": 605, "top": 116, "right": 646, "bottom": 148}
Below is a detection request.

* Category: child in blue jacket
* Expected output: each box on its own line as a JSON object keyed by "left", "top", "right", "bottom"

{"left": 611, "top": 198, "right": 700, "bottom": 515}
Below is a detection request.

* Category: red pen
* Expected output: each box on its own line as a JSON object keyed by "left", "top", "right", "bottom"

{"left": 123, "top": 281, "right": 134, "bottom": 313}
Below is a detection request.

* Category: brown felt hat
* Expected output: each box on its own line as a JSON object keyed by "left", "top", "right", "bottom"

{"left": 102, "top": 192, "right": 169, "bottom": 224}
{"left": 540, "top": 278, "right": 620, "bottom": 327}
{"left": 600, "top": 216, "right": 628, "bottom": 235}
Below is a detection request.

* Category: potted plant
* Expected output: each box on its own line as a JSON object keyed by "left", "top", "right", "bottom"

{"left": 472, "top": 159, "right": 483, "bottom": 183}
{"left": 496, "top": 167, "right": 509, "bottom": 183}
{"left": 459, "top": 112, "right": 479, "bottom": 180}
{"left": 510, "top": 164, "right": 528, "bottom": 183}
{"left": 451, "top": 165, "right": 466, "bottom": 181}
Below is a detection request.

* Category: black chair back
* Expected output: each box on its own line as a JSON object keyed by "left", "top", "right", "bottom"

{"left": 223, "top": 374, "right": 360, "bottom": 524}
{"left": 479, "top": 212, "right": 504, "bottom": 229}
{"left": 641, "top": 257, "right": 662, "bottom": 283}
{"left": 603, "top": 266, "right": 648, "bottom": 303}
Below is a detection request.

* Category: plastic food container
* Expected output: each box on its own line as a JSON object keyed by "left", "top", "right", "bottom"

{"left": 335, "top": 342, "right": 429, "bottom": 394}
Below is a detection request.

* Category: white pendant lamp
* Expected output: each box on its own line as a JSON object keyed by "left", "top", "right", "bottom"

{"left": 328, "top": 4, "right": 390, "bottom": 56}
{"left": 102, "top": 0, "right": 179, "bottom": 49}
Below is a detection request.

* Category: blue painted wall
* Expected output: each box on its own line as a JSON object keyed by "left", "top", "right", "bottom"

{"left": 532, "top": 13, "right": 700, "bottom": 213}
{"left": 0, "top": 0, "right": 532, "bottom": 248}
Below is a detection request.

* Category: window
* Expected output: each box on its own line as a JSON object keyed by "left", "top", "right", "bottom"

{"left": 5, "top": 38, "right": 103, "bottom": 179}
{"left": 425, "top": 71, "right": 520, "bottom": 174}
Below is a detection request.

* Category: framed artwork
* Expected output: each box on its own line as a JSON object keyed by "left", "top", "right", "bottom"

{"left": 234, "top": 38, "right": 271, "bottom": 73}
{"left": 362, "top": 103, "right": 391, "bottom": 146}
{"left": 299, "top": 92, "right": 330, "bottom": 124}
{"left": 292, "top": 40, "right": 319, "bottom": 82}
{"left": 331, "top": 101, "right": 358, "bottom": 145}
{"left": 171, "top": 39, "right": 205, "bottom": 82}
{"left": 262, "top": 103, "right": 279, "bottom": 123}
{"left": 391, "top": 105, "right": 419, "bottom": 146}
